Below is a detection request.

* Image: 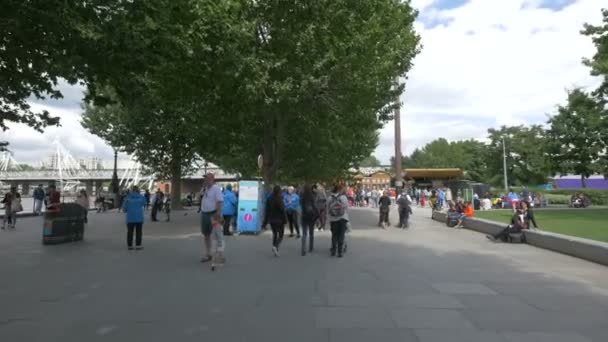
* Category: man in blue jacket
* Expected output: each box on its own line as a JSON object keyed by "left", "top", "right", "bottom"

{"left": 122, "top": 186, "right": 146, "bottom": 250}
{"left": 284, "top": 186, "right": 301, "bottom": 238}
{"left": 222, "top": 184, "right": 237, "bottom": 236}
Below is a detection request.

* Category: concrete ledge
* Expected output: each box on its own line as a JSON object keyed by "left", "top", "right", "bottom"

{"left": 524, "top": 230, "right": 608, "bottom": 267}
{"left": 431, "top": 212, "right": 608, "bottom": 267}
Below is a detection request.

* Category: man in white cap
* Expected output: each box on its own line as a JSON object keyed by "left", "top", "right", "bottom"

{"left": 199, "top": 173, "right": 223, "bottom": 262}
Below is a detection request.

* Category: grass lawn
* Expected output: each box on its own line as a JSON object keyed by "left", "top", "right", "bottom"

{"left": 475, "top": 209, "right": 608, "bottom": 243}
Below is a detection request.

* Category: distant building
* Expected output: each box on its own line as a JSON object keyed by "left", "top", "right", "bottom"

{"left": 79, "top": 157, "right": 102, "bottom": 170}
{"left": 553, "top": 175, "right": 608, "bottom": 190}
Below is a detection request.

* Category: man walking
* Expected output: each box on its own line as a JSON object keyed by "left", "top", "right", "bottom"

{"left": 200, "top": 173, "right": 223, "bottom": 263}
{"left": 33, "top": 184, "right": 45, "bottom": 215}
{"left": 437, "top": 188, "right": 445, "bottom": 209}
{"left": 151, "top": 190, "right": 162, "bottom": 221}
{"left": 222, "top": 184, "right": 237, "bottom": 236}
{"left": 284, "top": 186, "right": 300, "bottom": 238}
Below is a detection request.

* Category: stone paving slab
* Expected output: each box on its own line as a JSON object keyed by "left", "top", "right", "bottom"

{"left": 327, "top": 293, "right": 465, "bottom": 309}
{"left": 431, "top": 282, "right": 498, "bottom": 295}
{"left": 389, "top": 308, "right": 477, "bottom": 330}
{"left": 415, "top": 329, "right": 508, "bottom": 342}
{"left": 1, "top": 207, "right": 608, "bottom": 341}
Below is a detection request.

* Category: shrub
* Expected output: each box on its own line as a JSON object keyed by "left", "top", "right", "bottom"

{"left": 543, "top": 194, "right": 571, "bottom": 205}
{"left": 536, "top": 189, "right": 608, "bottom": 206}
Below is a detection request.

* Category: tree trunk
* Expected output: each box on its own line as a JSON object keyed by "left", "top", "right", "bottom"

{"left": 262, "top": 113, "right": 278, "bottom": 190}
{"left": 170, "top": 158, "right": 182, "bottom": 210}
{"left": 581, "top": 174, "right": 587, "bottom": 189}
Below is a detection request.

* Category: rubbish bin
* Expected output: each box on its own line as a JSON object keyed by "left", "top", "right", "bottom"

{"left": 42, "top": 203, "right": 86, "bottom": 245}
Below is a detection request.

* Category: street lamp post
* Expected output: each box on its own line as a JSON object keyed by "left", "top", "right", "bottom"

{"left": 394, "top": 77, "right": 403, "bottom": 194}
{"left": 110, "top": 149, "right": 119, "bottom": 207}
{"left": 502, "top": 137, "right": 508, "bottom": 193}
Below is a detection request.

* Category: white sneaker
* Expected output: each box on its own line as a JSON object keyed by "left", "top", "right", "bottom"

{"left": 272, "top": 246, "right": 279, "bottom": 257}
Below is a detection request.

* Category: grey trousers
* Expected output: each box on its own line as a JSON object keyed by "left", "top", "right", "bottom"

{"left": 301, "top": 219, "right": 315, "bottom": 252}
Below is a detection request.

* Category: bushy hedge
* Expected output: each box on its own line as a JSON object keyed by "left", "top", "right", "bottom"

{"left": 543, "top": 193, "right": 571, "bottom": 205}
{"left": 537, "top": 189, "right": 608, "bottom": 206}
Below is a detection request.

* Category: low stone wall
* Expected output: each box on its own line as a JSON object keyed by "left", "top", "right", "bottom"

{"left": 524, "top": 230, "right": 608, "bottom": 267}
{"left": 431, "top": 211, "right": 608, "bottom": 267}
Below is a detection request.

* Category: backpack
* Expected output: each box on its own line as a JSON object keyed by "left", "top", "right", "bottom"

{"left": 303, "top": 198, "right": 316, "bottom": 218}
{"left": 329, "top": 195, "right": 346, "bottom": 217}
{"left": 397, "top": 196, "right": 410, "bottom": 208}
{"left": 315, "top": 196, "right": 327, "bottom": 210}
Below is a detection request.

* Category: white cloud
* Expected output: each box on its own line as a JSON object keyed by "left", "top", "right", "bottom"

{"left": 1, "top": 102, "right": 116, "bottom": 164}
{"left": 375, "top": 0, "right": 604, "bottom": 163}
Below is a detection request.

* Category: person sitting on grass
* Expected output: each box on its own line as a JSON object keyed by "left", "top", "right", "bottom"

{"left": 455, "top": 201, "right": 474, "bottom": 228}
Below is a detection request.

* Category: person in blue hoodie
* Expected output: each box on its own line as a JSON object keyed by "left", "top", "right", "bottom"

{"left": 122, "top": 186, "right": 146, "bottom": 250}
{"left": 222, "top": 184, "right": 238, "bottom": 236}
{"left": 284, "top": 186, "right": 301, "bottom": 238}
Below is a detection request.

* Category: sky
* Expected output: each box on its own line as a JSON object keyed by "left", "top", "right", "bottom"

{"left": 0, "top": 0, "right": 605, "bottom": 165}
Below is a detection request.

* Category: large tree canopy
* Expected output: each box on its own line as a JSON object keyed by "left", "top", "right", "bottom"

{"left": 0, "top": 0, "right": 125, "bottom": 131}
{"left": 486, "top": 125, "right": 550, "bottom": 187}
{"left": 582, "top": 8, "right": 608, "bottom": 99}
{"left": 219, "top": 0, "right": 421, "bottom": 185}
{"left": 546, "top": 88, "right": 606, "bottom": 187}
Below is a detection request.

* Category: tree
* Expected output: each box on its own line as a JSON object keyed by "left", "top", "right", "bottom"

{"left": 81, "top": 0, "right": 240, "bottom": 208}
{"left": 219, "top": 0, "right": 421, "bottom": 186}
{"left": 391, "top": 139, "right": 489, "bottom": 182}
{"left": 358, "top": 155, "right": 382, "bottom": 168}
{"left": 82, "top": 87, "right": 204, "bottom": 209}
{"left": 0, "top": 0, "right": 127, "bottom": 131}
{"left": 582, "top": 8, "right": 608, "bottom": 176}
{"left": 546, "top": 88, "right": 605, "bottom": 187}
{"left": 582, "top": 8, "right": 608, "bottom": 99}
{"left": 486, "top": 125, "right": 550, "bottom": 187}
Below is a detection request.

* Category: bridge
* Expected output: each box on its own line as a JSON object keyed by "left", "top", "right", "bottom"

{"left": 0, "top": 168, "right": 238, "bottom": 182}
{"left": 0, "top": 140, "right": 239, "bottom": 195}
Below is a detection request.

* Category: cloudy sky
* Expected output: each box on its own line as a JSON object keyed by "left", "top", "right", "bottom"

{"left": 1, "top": 0, "right": 604, "bottom": 165}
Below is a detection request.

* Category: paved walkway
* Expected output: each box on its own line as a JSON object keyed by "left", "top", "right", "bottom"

{"left": 1, "top": 206, "right": 608, "bottom": 342}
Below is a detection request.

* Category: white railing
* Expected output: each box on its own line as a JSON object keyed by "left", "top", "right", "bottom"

{"left": 0, "top": 168, "right": 238, "bottom": 181}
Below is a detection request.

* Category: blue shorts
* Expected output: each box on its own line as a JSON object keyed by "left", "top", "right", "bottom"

{"left": 201, "top": 211, "right": 215, "bottom": 237}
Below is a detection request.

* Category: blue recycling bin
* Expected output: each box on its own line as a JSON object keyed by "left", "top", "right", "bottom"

{"left": 236, "top": 180, "right": 264, "bottom": 234}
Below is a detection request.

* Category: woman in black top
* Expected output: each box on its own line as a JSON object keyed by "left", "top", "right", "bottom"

{"left": 265, "top": 185, "right": 287, "bottom": 257}
{"left": 487, "top": 201, "right": 538, "bottom": 242}
{"left": 378, "top": 191, "right": 391, "bottom": 228}
{"left": 519, "top": 200, "right": 538, "bottom": 229}
{"left": 300, "top": 184, "right": 319, "bottom": 256}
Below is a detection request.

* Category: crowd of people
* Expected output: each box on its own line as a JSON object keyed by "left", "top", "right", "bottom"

{"left": 2, "top": 177, "right": 553, "bottom": 257}
{"left": 0, "top": 184, "right": 63, "bottom": 229}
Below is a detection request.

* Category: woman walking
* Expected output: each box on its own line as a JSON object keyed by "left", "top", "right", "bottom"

{"left": 122, "top": 186, "right": 146, "bottom": 250}
{"left": 328, "top": 184, "right": 349, "bottom": 257}
{"left": 314, "top": 184, "right": 328, "bottom": 231}
{"left": 300, "top": 184, "right": 319, "bottom": 256}
{"left": 2, "top": 187, "right": 22, "bottom": 229}
{"left": 265, "top": 185, "right": 287, "bottom": 257}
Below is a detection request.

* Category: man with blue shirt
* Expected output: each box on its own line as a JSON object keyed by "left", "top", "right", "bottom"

{"left": 507, "top": 189, "right": 520, "bottom": 213}
{"left": 222, "top": 184, "right": 237, "bottom": 236}
{"left": 437, "top": 188, "right": 445, "bottom": 209}
{"left": 284, "top": 186, "right": 301, "bottom": 238}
